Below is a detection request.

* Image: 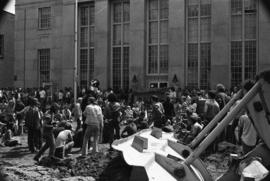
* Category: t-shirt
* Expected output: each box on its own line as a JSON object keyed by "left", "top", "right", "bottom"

{"left": 55, "top": 130, "right": 72, "bottom": 148}
{"left": 238, "top": 114, "right": 257, "bottom": 146}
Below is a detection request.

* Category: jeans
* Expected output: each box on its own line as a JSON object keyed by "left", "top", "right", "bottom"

{"left": 81, "top": 124, "right": 99, "bottom": 156}
{"left": 35, "top": 132, "right": 55, "bottom": 159}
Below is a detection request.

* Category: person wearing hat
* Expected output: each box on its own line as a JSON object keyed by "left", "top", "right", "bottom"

{"left": 25, "top": 97, "right": 42, "bottom": 153}
{"left": 81, "top": 97, "right": 103, "bottom": 156}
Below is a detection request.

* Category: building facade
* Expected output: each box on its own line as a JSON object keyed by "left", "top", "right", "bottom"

{"left": 14, "top": 0, "right": 270, "bottom": 91}
{"left": 0, "top": 10, "right": 15, "bottom": 87}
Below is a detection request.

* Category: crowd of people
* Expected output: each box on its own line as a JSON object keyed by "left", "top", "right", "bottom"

{"left": 0, "top": 79, "right": 258, "bottom": 162}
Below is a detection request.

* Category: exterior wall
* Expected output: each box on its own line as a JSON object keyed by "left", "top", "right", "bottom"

{"left": 0, "top": 11, "right": 14, "bottom": 87}
{"left": 168, "top": 0, "right": 185, "bottom": 88}
{"left": 14, "top": 0, "right": 270, "bottom": 91}
{"left": 258, "top": 0, "right": 270, "bottom": 72}
{"left": 211, "top": 0, "right": 230, "bottom": 89}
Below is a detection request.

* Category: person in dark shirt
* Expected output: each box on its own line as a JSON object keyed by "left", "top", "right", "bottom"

{"left": 121, "top": 121, "right": 137, "bottom": 138}
{"left": 163, "top": 96, "right": 175, "bottom": 121}
{"left": 135, "top": 111, "right": 148, "bottom": 130}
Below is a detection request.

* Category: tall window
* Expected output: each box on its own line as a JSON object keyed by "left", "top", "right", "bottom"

{"left": 79, "top": 3, "right": 95, "bottom": 88}
{"left": 147, "top": 0, "right": 168, "bottom": 75}
{"left": 186, "top": 0, "right": 211, "bottom": 89}
{"left": 38, "top": 49, "right": 50, "bottom": 85}
{"left": 0, "top": 35, "right": 3, "bottom": 58}
{"left": 111, "top": 0, "right": 130, "bottom": 91}
{"left": 231, "top": 0, "right": 257, "bottom": 87}
{"left": 38, "top": 7, "right": 51, "bottom": 29}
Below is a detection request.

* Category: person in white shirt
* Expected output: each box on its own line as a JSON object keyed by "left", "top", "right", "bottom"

{"left": 54, "top": 123, "right": 74, "bottom": 158}
{"left": 81, "top": 97, "right": 103, "bottom": 156}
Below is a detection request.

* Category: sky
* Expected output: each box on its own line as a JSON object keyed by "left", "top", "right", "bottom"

{"left": 3, "top": 0, "right": 15, "bottom": 14}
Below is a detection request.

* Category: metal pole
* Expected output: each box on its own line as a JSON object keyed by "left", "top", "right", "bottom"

{"left": 184, "top": 80, "right": 262, "bottom": 166}
{"left": 74, "top": 0, "right": 78, "bottom": 104}
{"left": 189, "top": 89, "right": 243, "bottom": 149}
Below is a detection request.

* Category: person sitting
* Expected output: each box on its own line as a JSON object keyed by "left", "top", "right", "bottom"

{"left": 183, "top": 113, "right": 203, "bottom": 144}
{"left": 0, "top": 126, "right": 20, "bottom": 147}
{"left": 54, "top": 123, "right": 74, "bottom": 158}
{"left": 121, "top": 121, "right": 137, "bottom": 138}
{"left": 135, "top": 111, "right": 148, "bottom": 131}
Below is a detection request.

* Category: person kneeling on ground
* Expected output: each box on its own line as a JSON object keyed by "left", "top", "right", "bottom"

{"left": 54, "top": 123, "right": 74, "bottom": 158}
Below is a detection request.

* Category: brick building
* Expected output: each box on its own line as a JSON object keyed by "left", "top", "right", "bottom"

{"left": 14, "top": 0, "right": 270, "bottom": 91}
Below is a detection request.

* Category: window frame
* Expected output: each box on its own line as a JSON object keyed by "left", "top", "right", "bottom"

{"left": 78, "top": 3, "right": 95, "bottom": 89}
{"left": 230, "top": 0, "right": 258, "bottom": 88}
{"left": 146, "top": 0, "right": 169, "bottom": 76}
{"left": 110, "top": 0, "right": 130, "bottom": 91}
{"left": 38, "top": 7, "right": 51, "bottom": 30}
{"left": 38, "top": 48, "right": 51, "bottom": 86}
{"left": 185, "top": 0, "right": 212, "bottom": 89}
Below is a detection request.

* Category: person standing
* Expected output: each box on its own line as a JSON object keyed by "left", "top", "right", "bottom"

{"left": 34, "top": 111, "right": 57, "bottom": 162}
{"left": 25, "top": 97, "right": 42, "bottom": 153}
{"left": 104, "top": 93, "right": 121, "bottom": 150}
{"left": 81, "top": 97, "right": 103, "bottom": 156}
{"left": 72, "top": 98, "right": 82, "bottom": 131}
{"left": 151, "top": 95, "right": 165, "bottom": 128}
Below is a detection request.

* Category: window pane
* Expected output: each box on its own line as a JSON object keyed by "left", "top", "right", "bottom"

{"left": 188, "top": 18, "right": 198, "bottom": 42}
{"left": 245, "top": 13, "right": 256, "bottom": 39}
{"left": 89, "top": 6, "right": 95, "bottom": 25}
{"left": 149, "top": 0, "right": 158, "bottom": 20}
{"left": 244, "top": 0, "right": 256, "bottom": 13}
{"left": 231, "top": 0, "right": 242, "bottom": 14}
{"left": 123, "top": 24, "right": 130, "bottom": 45}
{"left": 123, "top": 47, "right": 129, "bottom": 90}
{"left": 160, "top": 21, "right": 168, "bottom": 43}
{"left": 200, "top": 18, "right": 211, "bottom": 42}
{"left": 89, "top": 27, "right": 94, "bottom": 47}
{"left": 231, "top": 15, "right": 242, "bottom": 40}
{"left": 160, "top": 45, "right": 168, "bottom": 74}
{"left": 123, "top": 1, "right": 130, "bottom": 22}
{"left": 80, "top": 6, "right": 89, "bottom": 26}
{"left": 188, "top": 44, "right": 198, "bottom": 88}
{"left": 80, "top": 49, "right": 88, "bottom": 84}
{"left": 113, "top": 2, "right": 122, "bottom": 23}
{"left": 39, "top": 49, "right": 50, "bottom": 84}
{"left": 200, "top": 43, "right": 211, "bottom": 89}
{"left": 148, "top": 46, "right": 158, "bottom": 74}
{"left": 160, "top": 0, "right": 168, "bottom": 19}
{"left": 189, "top": 0, "right": 199, "bottom": 5}
{"left": 149, "top": 22, "right": 158, "bottom": 43}
{"left": 80, "top": 27, "right": 88, "bottom": 47}
{"left": 245, "top": 40, "right": 256, "bottom": 80}
{"left": 201, "top": 0, "right": 211, "bottom": 16}
{"left": 39, "top": 7, "right": 51, "bottom": 29}
{"left": 231, "top": 41, "right": 242, "bottom": 87}
{"left": 89, "top": 48, "right": 94, "bottom": 81}
{"left": 113, "top": 47, "right": 122, "bottom": 90}
{"left": 113, "top": 25, "right": 121, "bottom": 45}
{"left": 188, "top": 5, "right": 199, "bottom": 17}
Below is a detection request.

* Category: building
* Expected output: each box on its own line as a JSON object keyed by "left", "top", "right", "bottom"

{"left": 0, "top": 10, "right": 14, "bottom": 87}
{"left": 14, "top": 0, "right": 270, "bottom": 92}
